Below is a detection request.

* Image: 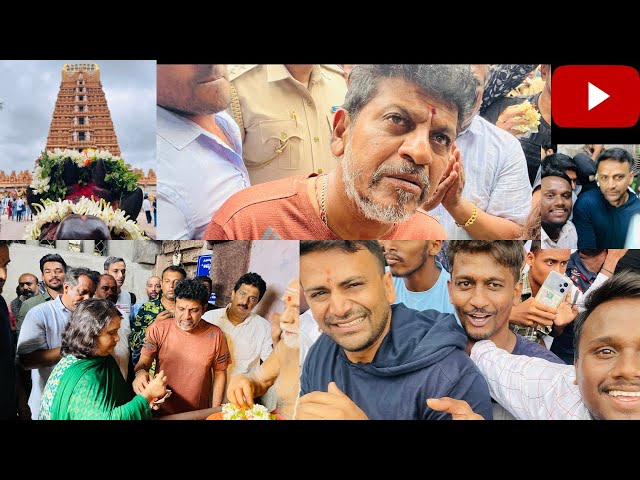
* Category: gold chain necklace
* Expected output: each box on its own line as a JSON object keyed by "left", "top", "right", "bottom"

{"left": 315, "top": 174, "right": 328, "bottom": 226}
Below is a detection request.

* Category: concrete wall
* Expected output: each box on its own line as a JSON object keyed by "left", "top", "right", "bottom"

{"left": 4, "top": 241, "right": 160, "bottom": 303}
{"left": 248, "top": 240, "right": 299, "bottom": 319}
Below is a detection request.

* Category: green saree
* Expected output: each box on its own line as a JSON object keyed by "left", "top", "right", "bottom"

{"left": 47, "top": 355, "right": 151, "bottom": 420}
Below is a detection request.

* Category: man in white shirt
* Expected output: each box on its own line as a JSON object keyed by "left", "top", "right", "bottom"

{"left": 202, "top": 272, "right": 273, "bottom": 379}
{"left": 157, "top": 64, "right": 249, "bottom": 239}
{"left": 142, "top": 194, "right": 152, "bottom": 224}
{"left": 17, "top": 267, "right": 96, "bottom": 418}
{"left": 429, "top": 64, "right": 531, "bottom": 239}
{"left": 471, "top": 270, "right": 640, "bottom": 420}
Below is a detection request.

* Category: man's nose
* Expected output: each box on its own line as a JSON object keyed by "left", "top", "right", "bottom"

{"left": 469, "top": 285, "right": 490, "bottom": 309}
{"left": 397, "top": 127, "right": 434, "bottom": 166}
{"left": 328, "top": 293, "right": 352, "bottom": 318}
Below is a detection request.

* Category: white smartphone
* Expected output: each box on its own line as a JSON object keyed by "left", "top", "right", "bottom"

{"left": 535, "top": 270, "right": 570, "bottom": 309}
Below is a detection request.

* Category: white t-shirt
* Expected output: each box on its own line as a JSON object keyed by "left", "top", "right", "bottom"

{"left": 202, "top": 306, "right": 272, "bottom": 378}
{"left": 16, "top": 296, "right": 71, "bottom": 419}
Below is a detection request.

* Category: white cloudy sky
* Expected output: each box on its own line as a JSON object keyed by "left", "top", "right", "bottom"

{"left": 0, "top": 60, "right": 156, "bottom": 174}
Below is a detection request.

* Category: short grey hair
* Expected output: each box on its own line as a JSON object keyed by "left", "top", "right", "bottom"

{"left": 104, "top": 256, "right": 125, "bottom": 271}
{"left": 64, "top": 266, "right": 97, "bottom": 289}
{"left": 343, "top": 64, "right": 477, "bottom": 132}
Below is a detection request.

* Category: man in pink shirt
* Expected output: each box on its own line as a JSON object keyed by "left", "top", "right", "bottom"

{"left": 133, "top": 279, "right": 230, "bottom": 416}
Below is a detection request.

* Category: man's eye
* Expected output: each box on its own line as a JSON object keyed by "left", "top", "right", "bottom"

{"left": 431, "top": 133, "right": 451, "bottom": 147}
{"left": 596, "top": 348, "right": 615, "bottom": 356}
{"left": 347, "top": 282, "right": 362, "bottom": 289}
{"left": 310, "top": 291, "right": 326, "bottom": 299}
{"left": 386, "top": 113, "right": 411, "bottom": 129}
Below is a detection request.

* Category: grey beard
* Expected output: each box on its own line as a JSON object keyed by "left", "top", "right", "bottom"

{"left": 341, "top": 143, "right": 428, "bottom": 224}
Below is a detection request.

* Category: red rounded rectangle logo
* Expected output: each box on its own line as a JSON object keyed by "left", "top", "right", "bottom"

{"left": 552, "top": 65, "right": 640, "bottom": 128}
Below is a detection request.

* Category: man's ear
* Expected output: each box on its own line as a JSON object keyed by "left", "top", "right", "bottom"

{"left": 514, "top": 280, "right": 523, "bottom": 306}
{"left": 526, "top": 251, "right": 535, "bottom": 268}
{"left": 330, "top": 108, "right": 350, "bottom": 157}
{"left": 429, "top": 240, "right": 443, "bottom": 256}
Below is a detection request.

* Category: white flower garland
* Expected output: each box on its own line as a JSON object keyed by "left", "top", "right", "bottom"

{"left": 30, "top": 148, "right": 119, "bottom": 195}
{"left": 24, "top": 197, "right": 147, "bottom": 240}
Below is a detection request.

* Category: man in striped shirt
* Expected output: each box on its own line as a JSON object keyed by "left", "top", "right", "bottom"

{"left": 470, "top": 270, "right": 640, "bottom": 420}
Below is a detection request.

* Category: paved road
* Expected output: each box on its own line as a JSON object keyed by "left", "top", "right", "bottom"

{"left": 0, "top": 209, "right": 156, "bottom": 240}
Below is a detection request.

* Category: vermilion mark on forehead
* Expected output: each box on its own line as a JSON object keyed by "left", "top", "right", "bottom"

{"left": 425, "top": 103, "right": 437, "bottom": 116}
{"left": 325, "top": 269, "right": 332, "bottom": 284}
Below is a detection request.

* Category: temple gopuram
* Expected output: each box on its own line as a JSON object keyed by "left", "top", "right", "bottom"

{"left": 46, "top": 63, "right": 121, "bottom": 154}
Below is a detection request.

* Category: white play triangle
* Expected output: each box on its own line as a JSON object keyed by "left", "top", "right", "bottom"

{"left": 588, "top": 82, "right": 609, "bottom": 111}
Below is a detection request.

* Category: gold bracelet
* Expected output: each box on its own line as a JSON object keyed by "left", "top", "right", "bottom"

{"left": 455, "top": 204, "right": 478, "bottom": 228}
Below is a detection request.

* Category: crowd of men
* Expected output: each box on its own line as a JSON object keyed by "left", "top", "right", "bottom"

{"left": 298, "top": 240, "right": 640, "bottom": 420}
{"left": 0, "top": 243, "right": 300, "bottom": 420}
{"left": 540, "top": 146, "right": 640, "bottom": 249}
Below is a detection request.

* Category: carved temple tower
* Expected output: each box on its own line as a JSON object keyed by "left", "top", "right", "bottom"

{"left": 45, "top": 63, "right": 121, "bottom": 156}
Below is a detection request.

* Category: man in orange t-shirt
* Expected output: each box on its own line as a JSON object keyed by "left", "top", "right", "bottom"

{"left": 133, "top": 279, "right": 230, "bottom": 416}
{"left": 203, "top": 64, "right": 478, "bottom": 240}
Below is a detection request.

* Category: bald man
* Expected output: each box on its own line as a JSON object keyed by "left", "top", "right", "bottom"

{"left": 130, "top": 276, "right": 162, "bottom": 323}
{"left": 10, "top": 274, "right": 39, "bottom": 324}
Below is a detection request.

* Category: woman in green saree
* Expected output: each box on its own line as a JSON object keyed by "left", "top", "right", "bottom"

{"left": 39, "top": 298, "right": 168, "bottom": 420}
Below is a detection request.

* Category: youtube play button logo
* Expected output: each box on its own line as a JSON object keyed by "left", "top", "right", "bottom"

{"left": 553, "top": 65, "right": 640, "bottom": 128}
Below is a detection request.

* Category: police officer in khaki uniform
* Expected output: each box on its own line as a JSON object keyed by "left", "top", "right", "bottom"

{"left": 227, "top": 64, "right": 348, "bottom": 185}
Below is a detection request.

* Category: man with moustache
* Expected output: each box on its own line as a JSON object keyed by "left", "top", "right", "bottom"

{"left": 17, "top": 267, "right": 97, "bottom": 419}
{"left": 157, "top": 64, "right": 249, "bottom": 240}
{"left": 202, "top": 272, "right": 273, "bottom": 379}
{"left": 17, "top": 254, "right": 67, "bottom": 332}
{"left": 10, "top": 273, "right": 38, "bottom": 323}
{"left": 130, "top": 275, "right": 162, "bottom": 322}
{"left": 203, "top": 64, "right": 477, "bottom": 240}
{"left": 540, "top": 166, "right": 578, "bottom": 248}
{"left": 298, "top": 241, "right": 492, "bottom": 420}
{"left": 470, "top": 270, "right": 640, "bottom": 419}
{"left": 130, "top": 265, "right": 186, "bottom": 367}
{"left": 509, "top": 243, "right": 576, "bottom": 343}
{"left": 573, "top": 148, "right": 640, "bottom": 248}
{"left": 94, "top": 274, "right": 119, "bottom": 304}
{"left": 226, "top": 278, "right": 301, "bottom": 419}
{"left": 445, "top": 241, "right": 566, "bottom": 419}
{"left": 133, "top": 279, "right": 230, "bottom": 416}
{"left": 381, "top": 240, "right": 454, "bottom": 314}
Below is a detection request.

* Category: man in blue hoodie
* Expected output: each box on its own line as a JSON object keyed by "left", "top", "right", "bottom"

{"left": 573, "top": 148, "right": 640, "bottom": 248}
{"left": 297, "top": 240, "right": 492, "bottom": 420}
